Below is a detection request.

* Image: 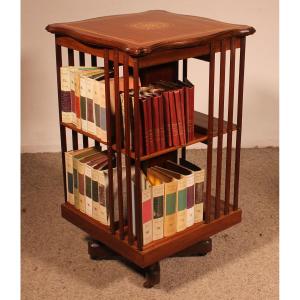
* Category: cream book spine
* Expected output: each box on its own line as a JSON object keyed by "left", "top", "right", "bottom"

{"left": 60, "top": 67, "right": 72, "bottom": 123}
{"left": 80, "top": 75, "right": 88, "bottom": 132}
{"left": 194, "top": 169, "right": 205, "bottom": 223}
{"left": 176, "top": 176, "right": 187, "bottom": 232}
{"left": 186, "top": 173, "right": 195, "bottom": 227}
{"left": 78, "top": 160, "right": 86, "bottom": 213}
{"left": 98, "top": 80, "right": 107, "bottom": 142}
{"left": 163, "top": 180, "right": 177, "bottom": 237}
{"left": 142, "top": 188, "right": 153, "bottom": 245}
{"left": 69, "top": 68, "right": 77, "bottom": 125}
{"left": 98, "top": 169, "right": 108, "bottom": 225}
{"left": 152, "top": 183, "right": 164, "bottom": 241}
{"left": 94, "top": 80, "right": 102, "bottom": 140}
{"left": 87, "top": 77, "right": 96, "bottom": 135}
{"left": 85, "top": 164, "right": 93, "bottom": 217}
{"left": 91, "top": 167, "right": 101, "bottom": 221}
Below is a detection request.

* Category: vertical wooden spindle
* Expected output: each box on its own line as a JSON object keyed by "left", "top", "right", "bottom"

{"left": 215, "top": 40, "right": 226, "bottom": 219}
{"left": 123, "top": 54, "right": 134, "bottom": 245}
{"left": 224, "top": 38, "right": 236, "bottom": 215}
{"left": 55, "top": 40, "right": 67, "bottom": 202}
{"left": 205, "top": 42, "right": 215, "bottom": 223}
{"left": 68, "top": 48, "right": 78, "bottom": 150}
{"left": 233, "top": 37, "right": 246, "bottom": 211}
{"left": 133, "top": 59, "right": 143, "bottom": 250}
{"left": 114, "top": 50, "right": 124, "bottom": 239}
{"left": 91, "top": 55, "right": 101, "bottom": 149}
{"left": 181, "top": 58, "right": 188, "bottom": 160}
{"left": 104, "top": 50, "right": 115, "bottom": 234}
{"left": 79, "top": 52, "right": 89, "bottom": 148}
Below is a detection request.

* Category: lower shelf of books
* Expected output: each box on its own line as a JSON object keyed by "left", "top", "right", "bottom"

{"left": 61, "top": 199, "right": 241, "bottom": 268}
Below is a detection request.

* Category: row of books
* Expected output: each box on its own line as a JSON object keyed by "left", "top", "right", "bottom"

{"left": 60, "top": 66, "right": 195, "bottom": 155}
{"left": 65, "top": 147, "right": 205, "bottom": 246}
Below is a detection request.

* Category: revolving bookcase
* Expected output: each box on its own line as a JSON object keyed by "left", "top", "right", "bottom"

{"left": 46, "top": 10, "right": 255, "bottom": 288}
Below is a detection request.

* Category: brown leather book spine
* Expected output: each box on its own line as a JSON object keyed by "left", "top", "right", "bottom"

{"left": 152, "top": 96, "right": 161, "bottom": 151}
{"left": 169, "top": 91, "right": 180, "bottom": 146}
{"left": 141, "top": 98, "right": 151, "bottom": 154}
{"left": 188, "top": 86, "right": 195, "bottom": 141}
{"left": 163, "top": 91, "right": 172, "bottom": 147}
{"left": 158, "top": 95, "right": 166, "bottom": 149}
{"left": 179, "top": 88, "right": 186, "bottom": 143}
{"left": 174, "top": 90, "right": 185, "bottom": 145}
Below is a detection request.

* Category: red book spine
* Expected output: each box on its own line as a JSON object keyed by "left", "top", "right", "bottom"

{"left": 152, "top": 96, "right": 161, "bottom": 151}
{"left": 163, "top": 91, "right": 172, "bottom": 147}
{"left": 147, "top": 96, "right": 155, "bottom": 154}
{"left": 188, "top": 86, "right": 195, "bottom": 141}
{"left": 75, "top": 95, "right": 80, "bottom": 122}
{"left": 179, "top": 88, "right": 186, "bottom": 143}
{"left": 169, "top": 91, "right": 180, "bottom": 146}
{"left": 141, "top": 98, "right": 151, "bottom": 154}
{"left": 174, "top": 90, "right": 185, "bottom": 145}
{"left": 158, "top": 95, "right": 166, "bottom": 149}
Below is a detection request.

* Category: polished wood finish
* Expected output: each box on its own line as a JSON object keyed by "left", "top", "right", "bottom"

{"left": 205, "top": 42, "right": 215, "bottom": 223}
{"left": 104, "top": 50, "right": 115, "bottom": 234}
{"left": 234, "top": 37, "right": 246, "bottom": 210}
{"left": 61, "top": 201, "right": 241, "bottom": 267}
{"left": 49, "top": 12, "right": 254, "bottom": 287}
{"left": 224, "top": 38, "right": 236, "bottom": 215}
{"left": 46, "top": 10, "right": 255, "bottom": 56}
{"left": 215, "top": 40, "right": 226, "bottom": 219}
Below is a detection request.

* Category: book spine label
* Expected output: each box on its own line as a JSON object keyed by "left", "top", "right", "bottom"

{"left": 85, "top": 166, "right": 93, "bottom": 217}
{"left": 194, "top": 169, "right": 205, "bottom": 222}
{"left": 169, "top": 91, "right": 180, "bottom": 146}
{"left": 176, "top": 177, "right": 187, "bottom": 232}
{"left": 164, "top": 181, "right": 177, "bottom": 237}
{"left": 152, "top": 96, "right": 161, "bottom": 151}
{"left": 80, "top": 76, "right": 88, "bottom": 132}
{"left": 158, "top": 95, "right": 166, "bottom": 150}
{"left": 186, "top": 174, "right": 195, "bottom": 227}
{"left": 142, "top": 188, "right": 153, "bottom": 245}
{"left": 152, "top": 184, "right": 164, "bottom": 240}
{"left": 174, "top": 90, "right": 186, "bottom": 145}
{"left": 163, "top": 91, "right": 173, "bottom": 147}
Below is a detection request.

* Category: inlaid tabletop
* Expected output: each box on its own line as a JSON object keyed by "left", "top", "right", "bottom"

{"left": 46, "top": 10, "right": 255, "bottom": 56}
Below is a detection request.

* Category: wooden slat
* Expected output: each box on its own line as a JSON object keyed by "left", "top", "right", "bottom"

{"left": 79, "top": 52, "right": 89, "bottom": 148}
{"left": 55, "top": 39, "right": 67, "bottom": 202}
{"left": 133, "top": 59, "right": 143, "bottom": 250}
{"left": 224, "top": 38, "right": 236, "bottom": 215}
{"left": 205, "top": 42, "right": 215, "bottom": 223}
{"left": 123, "top": 53, "right": 134, "bottom": 245}
{"left": 104, "top": 50, "right": 115, "bottom": 234}
{"left": 114, "top": 50, "right": 124, "bottom": 240}
{"left": 67, "top": 48, "right": 79, "bottom": 151}
{"left": 233, "top": 37, "right": 246, "bottom": 210}
{"left": 181, "top": 58, "right": 187, "bottom": 160}
{"left": 215, "top": 40, "right": 226, "bottom": 219}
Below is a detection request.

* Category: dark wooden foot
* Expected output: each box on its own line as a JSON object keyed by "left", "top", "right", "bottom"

{"left": 143, "top": 262, "right": 160, "bottom": 288}
{"left": 171, "top": 238, "right": 212, "bottom": 257}
{"left": 88, "top": 240, "right": 120, "bottom": 260}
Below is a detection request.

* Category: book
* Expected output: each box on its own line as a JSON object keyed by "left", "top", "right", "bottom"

{"left": 164, "top": 160, "right": 195, "bottom": 228}
{"left": 158, "top": 94, "right": 166, "bottom": 149}
{"left": 162, "top": 90, "right": 172, "bottom": 147}
{"left": 148, "top": 168, "right": 177, "bottom": 237}
{"left": 180, "top": 159, "right": 205, "bottom": 223}
{"left": 174, "top": 89, "right": 186, "bottom": 145}
{"left": 69, "top": 69, "right": 77, "bottom": 125}
{"left": 152, "top": 95, "right": 161, "bottom": 151}
{"left": 60, "top": 67, "right": 73, "bottom": 123}
{"left": 91, "top": 164, "right": 100, "bottom": 221}
{"left": 65, "top": 147, "right": 94, "bottom": 205}
{"left": 147, "top": 171, "right": 164, "bottom": 241}
{"left": 153, "top": 166, "right": 187, "bottom": 232}
{"left": 85, "top": 155, "right": 108, "bottom": 217}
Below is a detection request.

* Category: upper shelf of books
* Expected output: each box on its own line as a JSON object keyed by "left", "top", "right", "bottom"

{"left": 46, "top": 10, "right": 255, "bottom": 56}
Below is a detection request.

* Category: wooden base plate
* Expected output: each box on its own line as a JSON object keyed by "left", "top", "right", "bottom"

{"left": 88, "top": 238, "right": 212, "bottom": 288}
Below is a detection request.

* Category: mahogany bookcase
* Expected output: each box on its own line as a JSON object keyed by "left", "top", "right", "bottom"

{"left": 46, "top": 10, "right": 255, "bottom": 288}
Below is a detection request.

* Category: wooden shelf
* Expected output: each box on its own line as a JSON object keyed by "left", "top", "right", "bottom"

{"left": 61, "top": 201, "right": 241, "bottom": 268}
{"left": 61, "top": 122, "right": 108, "bottom": 145}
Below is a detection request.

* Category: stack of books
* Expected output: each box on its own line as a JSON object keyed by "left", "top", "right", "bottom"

{"left": 65, "top": 148, "right": 205, "bottom": 246}
{"left": 120, "top": 80, "right": 195, "bottom": 156}
{"left": 60, "top": 66, "right": 135, "bottom": 142}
